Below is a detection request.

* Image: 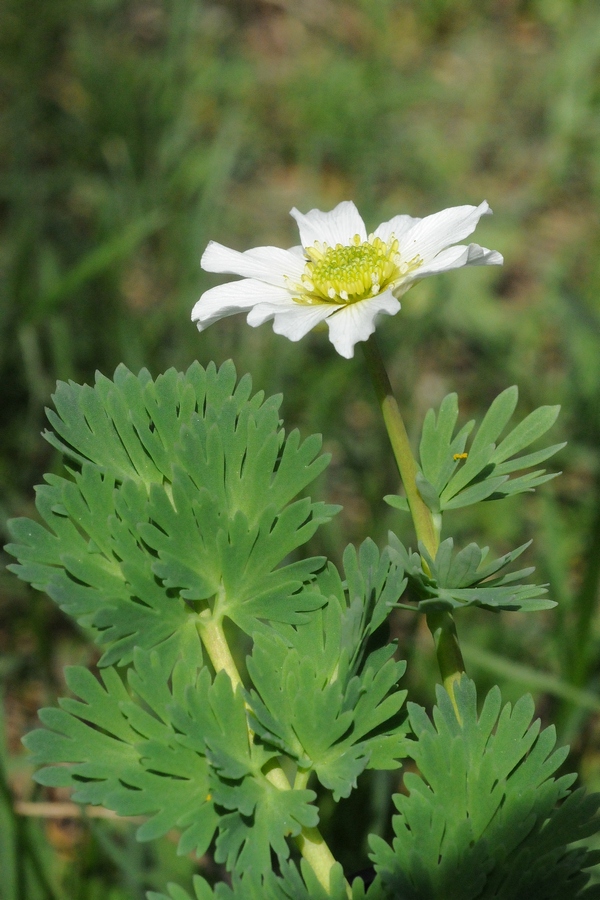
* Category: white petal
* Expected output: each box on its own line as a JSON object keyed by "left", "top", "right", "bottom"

{"left": 374, "top": 214, "right": 421, "bottom": 243}
{"left": 246, "top": 292, "right": 301, "bottom": 325}
{"left": 411, "top": 242, "right": 504, "bottom": 279}
{"left": 191, "top": 279, "right": 291, "bottom": 330}
{"left": 326, "top": 292, "right": 401, "bottom": 359}
{"left": 399, "top": 201, "right": 492, "bottom": 264}
{"left": 460, "top": 244, "right": 503, "bottom": 267}
{"left": 201, "top": 241, "right": 304, "bottom": 287}
{"left": 247, "top": 296, "right": 335, "bottom": 338}
{"left": 268, "top": 303, "right": 336, "bottom": 341}
{"left": 290, "top": 201, "right": 367, "bottom": 249}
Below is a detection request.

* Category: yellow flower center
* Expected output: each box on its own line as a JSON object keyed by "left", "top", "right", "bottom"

{"left": 291, "top": 234, "right": 421, "bottom": 305}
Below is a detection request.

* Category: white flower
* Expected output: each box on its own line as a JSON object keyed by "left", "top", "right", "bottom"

{"left": 192, "top": 200, "right": 503, "bottom": 359}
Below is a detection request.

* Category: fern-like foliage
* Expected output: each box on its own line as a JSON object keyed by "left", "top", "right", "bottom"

{"left": 385, "top": 386, "right": 564, "bottom": 516}
{"left": 370, "top": 678, "right": 600, "bottom": 899}
{"left": 247, "top": 540, "right": 409, "bottom": 801}
{"left": 388, "top": 533, "right": 554, "bottom": 613}
{"left": 24, "top": 646, "right": 320, "bottom": 876}
{"left": 6, "top": 362, "right": 339, "bottom": 665}
{"left": 147, "top": 859, "right": 377, "bottom": 900}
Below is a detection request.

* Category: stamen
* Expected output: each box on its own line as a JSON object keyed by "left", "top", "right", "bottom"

{"left": 293, "top": 233, "right": 422, "bottom": 306}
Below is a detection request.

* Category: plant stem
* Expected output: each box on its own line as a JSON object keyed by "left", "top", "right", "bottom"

{"left": 295, "top": 826, "right": 341, "bottom": 891}
{"left": 198, "top": 611, "right": 243, "bottom": 690}
{"left": 198, "top": 613, "right": 347, "bottom": 896}
{"left": 362, "top": 335, "right": 437, "bottom": 558}
{"left": 362, "top": 335, "right": 466, "bottom": 710}
{"left": 426, "top": 609, "right": 466, "bottom": 705}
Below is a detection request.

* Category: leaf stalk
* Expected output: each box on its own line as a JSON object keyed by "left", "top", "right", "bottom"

{"left": 197, "top": 608, "right": 243, "bottom": 690}
{"left": 197, "top": 611, "right": 348, "bottom": 896}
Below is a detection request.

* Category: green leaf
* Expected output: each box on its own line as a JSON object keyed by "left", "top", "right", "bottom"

{"left": 388, "top": 533, "right": 553, "bottom": 614}
{"left": 170, "top": 671, "right": 319, "bottom": 876}
{"left": 246, "top": 541, "right": 409, "bottom": 801}
{"left": 491, "top": 404, "right": 561, "bottom": 464}
{"left": 414, "top": 387, "right": 563, "bottom": 513}
{"left": 415, "top": 472, "right": 440, "bottom": 514}
{"left": 147, "top": 859, "right": 367, "bottom": 900}
{"left": 6, "top": 362, "right": 339, "bottom": 661}
{"left": 419, "top": 393, "right": 475, "bottom": 493}
{"left": 23, "top": 650, "right": 218, "bottom": 857}
{"left": 370, "top": 679, "right": 600, "bottom": 900}
{"left": 24, "top": 648, "right": 323, "bottom": 875}
{"left": 214, "top": 788, "right": 318, "bottom": 876}
{"left": 383, "top": 494, "right": 409, "bottom": 513}
{"left": 441, "top": 475, "right": 509, "bottom": 510}
{"left": 6, "top": 467, "right": 203, "bottom": 667}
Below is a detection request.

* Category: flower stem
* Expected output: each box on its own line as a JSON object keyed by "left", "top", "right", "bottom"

{"left": 198, "top": 612, "right": 347, "bottom": 895}
{"left": 362, "top": 335, "right": 437, "bottom": 558}
{"left": 426, "top": 609, "right": 466, "bottom": 709}
{"left": 362, "top": 335, "right": 466, "bottom": 711}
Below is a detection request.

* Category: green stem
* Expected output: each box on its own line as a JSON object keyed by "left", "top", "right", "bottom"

{"left": 362, "top": 335, "right": 437, "bottom": 558}
{"left": 197, "top": 613, "right": 347, "bottom": 896}
{"left": 294, "top": 767, "right": 311, "bottom": 791}
{"left": 295, "top": 826, "right": 343, "bottom": 893}
{"left": 427, "top": 610, "right": 466, "bottom": 711}
{"left": 197, "top": 611, "right": 243, "bottom": 690}
{"left": 362, "top": 335, "right": 466, "bottom": 710}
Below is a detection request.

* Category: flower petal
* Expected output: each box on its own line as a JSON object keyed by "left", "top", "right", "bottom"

{"left": 247, "top": 292, "right": 334, "bottom": 335}
{"left": 399, "top": 201, "right": 492, "bottom": 264}
{"left": 191, "top": 279, "right": 291, "bottom": 330}
{"left": 374, "top": 214, "right": 421, "bottom": 243}
{"left": 201, "top": 241, "right": 304, "bottom": 287}
{"left": 263, "top": 303, "right": 336, "bottom": 341}
{"left": 290, "top": 201, "right": 367, "bottom": 249}
{"left": 413, "top": 242, "right": 504, "bottom": 278}
{"left": 326, "top": 291, "right": 401, "bottom": 359}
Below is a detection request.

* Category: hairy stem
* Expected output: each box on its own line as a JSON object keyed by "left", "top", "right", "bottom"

{"left": 362, "top": 335, "right": 466, "bottom": 711}
{"left": 198, "top": 613, "right": 347, "bottom": 895}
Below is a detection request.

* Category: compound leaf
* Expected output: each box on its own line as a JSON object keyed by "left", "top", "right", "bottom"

{"left": 147, "top": 859, "right": 373, "bottom": 900}
{"left": 388, "top": 533, "right": 553, "bottom": 614}
{"left": 386, "top": 387, "right": 563, "bottom": 517}
{"left": 6, "top": 362, "right": 339, "bottom": 663}
{"left": 246, "top": 541, "right": 409, "bottom": 801}
{"left": 23, "top": 650, "right": 218, "bottom": 857}
{"left": 370, "top": 678, "right": 600, "bottom": 900}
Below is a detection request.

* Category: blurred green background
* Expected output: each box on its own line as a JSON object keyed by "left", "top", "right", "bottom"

{"left": 2, "top": 0, "right": 600, "bottom": 895}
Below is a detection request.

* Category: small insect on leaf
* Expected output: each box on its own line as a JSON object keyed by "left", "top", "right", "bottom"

{"left": 453, "top": 453, "right": 468, "bottom": 461}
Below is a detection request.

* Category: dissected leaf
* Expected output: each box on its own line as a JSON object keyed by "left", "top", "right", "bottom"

{"left": 386, "top": 387, "right": 563, "bottom": 516}
{"left": 246, "top": 541, "right": 409, "bottom": 801}
{"left": 24, "top": 647, "right": 323, "bottom": 876}
{"left": 419, "top": 393, "right": 475, "bottom": 494}
{"left": 23, "top": 648, "right": 218, "bottom": 857}
{"left": 370, "top": 678, "right": 600, "bottom": 900}
{"left": 6, "top": 362, "right": 339, "bottom": 662}
{"left": 170, "top": 671, "right": 319, "bottom": 875}
{"left": 147, "top": 859, "right": 374, "bottom": 900}
{"left": 388, "top": 533, "right": 553, "bottom": 614}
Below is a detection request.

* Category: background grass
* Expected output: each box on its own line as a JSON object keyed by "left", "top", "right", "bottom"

{"left": 2, "top": 0, "right": 600, "bottom": 894}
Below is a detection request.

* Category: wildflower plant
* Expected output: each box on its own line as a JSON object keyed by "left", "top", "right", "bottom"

{"left": 7, "top": 201, "right": 600, "bottom": 899}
